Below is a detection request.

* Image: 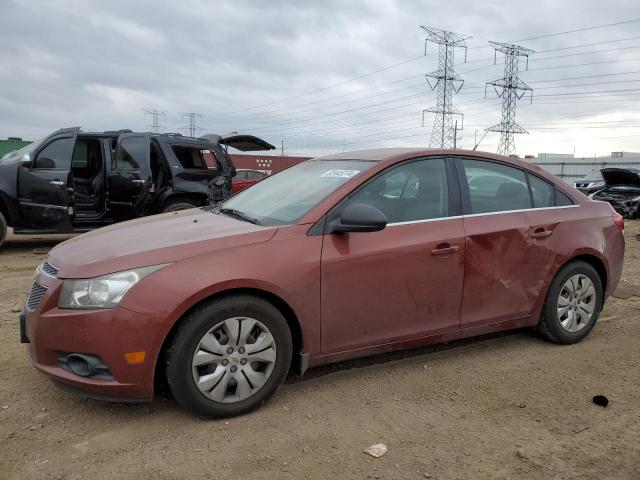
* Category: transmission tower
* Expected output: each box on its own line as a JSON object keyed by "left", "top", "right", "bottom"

{"left": 420, "top": 26, "right": 470, "bottom": 149}
{"left": 181, "top": 112, "right": 205, "bottom": 137}
{"left": 485, "top": 41, "right": 534, "bottom": 156}
{"left": 143, "top": 109, "right": 166, "bottom": 133}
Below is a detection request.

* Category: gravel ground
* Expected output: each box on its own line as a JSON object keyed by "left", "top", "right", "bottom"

{"left": 0, "top": 223, "right": 639, "bottom": 480}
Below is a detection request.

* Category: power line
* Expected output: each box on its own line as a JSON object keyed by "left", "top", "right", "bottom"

{"left": 512, "top": 19, "right": 640, "bottom": 43}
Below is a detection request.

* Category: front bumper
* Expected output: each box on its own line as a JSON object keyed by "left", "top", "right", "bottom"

{"left": 22, "top": 273, "right": 172, "bottom": 401}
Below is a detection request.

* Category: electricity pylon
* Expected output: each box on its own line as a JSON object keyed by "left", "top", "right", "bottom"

{"left": 485, "top": 41, "right": 534, "bottom": 156}
{"left": 143, "top": 109, "right": 166, "bottom": 133}
{"left": 420, "top": 26, "right": 470, "bottom": 149}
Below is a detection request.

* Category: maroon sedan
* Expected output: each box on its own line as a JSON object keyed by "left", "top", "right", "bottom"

{"left": 22, "top": 148, "right": 625, "bottom": 417}
{"left": 231, "top": 168, "right": 268, "bottom": 193}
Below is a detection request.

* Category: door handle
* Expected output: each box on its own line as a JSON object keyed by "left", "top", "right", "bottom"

{"left": 131, "top": 179, "right": 146, "bottom": 184}
{"left": 529, "top": 228, "right": 552, "bottom": 239}
{"left": 49, "top": 180, "right": 65, "bottom": 186}
{"left": 430, "top": 243, "right": 460, "bottom": 256}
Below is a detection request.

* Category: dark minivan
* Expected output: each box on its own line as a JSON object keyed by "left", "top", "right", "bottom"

{"left": 0, "top": 128, "right": 274, "bottom": 248}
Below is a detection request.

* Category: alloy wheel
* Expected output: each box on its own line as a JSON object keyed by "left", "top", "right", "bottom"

{"left": 191, "top": 317, "right": 276, "bottom": 403}
{"left": 557, "top": 274, "right": 596, "bottom": 333}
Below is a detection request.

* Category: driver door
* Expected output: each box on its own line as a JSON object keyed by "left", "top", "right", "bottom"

{"left": 108, "top": 133, "right": 152, "bottom": 219}
{"left": 320, "top": 157, "right": 465, "bottom": 353}
{"left": 17, "top": 127, "right": 79, "bottom": 231}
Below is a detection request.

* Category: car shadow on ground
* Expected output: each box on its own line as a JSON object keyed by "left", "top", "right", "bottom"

{"left": 55, "top": 327, "right": 538, "bottom": 421}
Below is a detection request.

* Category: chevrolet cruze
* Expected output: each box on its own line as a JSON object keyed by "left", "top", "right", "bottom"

{"left": 21, "top": 149, "right": 625, "bottom": 417}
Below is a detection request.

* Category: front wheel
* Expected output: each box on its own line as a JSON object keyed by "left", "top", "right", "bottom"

{"left": 165, "top": 295, "right": 292, "bottom": 417}
{"left": 538, "top": 260, "right": 604, "bottom": 344}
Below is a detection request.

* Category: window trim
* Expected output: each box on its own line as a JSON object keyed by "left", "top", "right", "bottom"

{"left": 318, "top": 156, "right": 461, "bottom": 234}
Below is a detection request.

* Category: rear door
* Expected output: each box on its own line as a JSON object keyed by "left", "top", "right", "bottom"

{"left": 108, "top": 132, "right": 152, "bottom": 219}
{"left": 457, "top": 157, "right": 559, "bottom": 327}
{"left": 17, "top": 127, "right": 79, "bottom": 231}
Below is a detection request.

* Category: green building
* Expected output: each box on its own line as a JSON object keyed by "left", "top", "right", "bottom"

{"left": 0, "top": 137, "right": 32, "bottom": 157}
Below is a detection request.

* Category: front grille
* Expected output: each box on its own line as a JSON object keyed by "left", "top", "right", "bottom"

{"left": 40, "top": 261, "right": 59, "bottom": 277}
{"left": 26, "top": 282, "right": 48, "bottom": 311}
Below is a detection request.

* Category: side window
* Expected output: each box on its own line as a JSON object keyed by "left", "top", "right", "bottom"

{"left": 528, "top": 174, "right": 555, "bottom": 208}
{"left": 34, "top": 137, "right": 74, "bottom": 169}
{"left": 555, "top": 189, "right": 575, "bottom": 206}
{"left": 171, "top": 146, "right": 219, "bottom": 170}
{"left": 71, "top": 141, "right": 89, "bottom": 168}
{"left": 236, "top": 171, "right": 247, "bottom": 180}
{"left": 342, "top": 158, "right": 449, "bottom": 223}
{"left": 115, "top": 136, "right": 145, "bottom": 171}
{"left": 463, "top": 159, "right": 530, "bottom": 214}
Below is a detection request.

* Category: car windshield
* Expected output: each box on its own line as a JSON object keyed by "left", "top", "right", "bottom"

{"left": 0, "top": 136, "right": 46, "bottom": 165}
{"left": 220, "top": 159, "right": 375, "bottom": 226}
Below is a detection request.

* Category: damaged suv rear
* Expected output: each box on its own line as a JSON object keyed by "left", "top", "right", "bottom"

{"left": 591, "top": 168, "right": 640, "bottom": 219}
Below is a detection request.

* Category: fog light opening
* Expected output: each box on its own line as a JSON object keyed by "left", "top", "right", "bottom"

{"left": 66, "top": 354, "right": 99, "bottom": 377}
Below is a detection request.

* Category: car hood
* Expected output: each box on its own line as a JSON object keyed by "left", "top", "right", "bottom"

{"left": 601, "top": 168, "right": 640, "bottom": 187}
{"left": 48, "top": 209, "right": 277, "bottom": 278}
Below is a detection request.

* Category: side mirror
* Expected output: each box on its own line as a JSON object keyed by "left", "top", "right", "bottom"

{"left": 330, "top": 203, "right": 387, "bottom": 234}
{"left": 20, "top": 155, "right": 32, "bottom": 168}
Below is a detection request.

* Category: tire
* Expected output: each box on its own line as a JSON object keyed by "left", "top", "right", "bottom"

{"left": 161, "top": 200, "right": 200, "bottom": 213}
{"left": 165, "top": 295, "right": 292, "bottom": 418}
{"left": 0, "top": 210, "right": 7, "bottom": 250}
{"left": 538, "top": 260, "right": 603, "bottom": 344}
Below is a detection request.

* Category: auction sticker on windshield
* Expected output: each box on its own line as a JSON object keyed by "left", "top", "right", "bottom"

{"left": 321, "top": 169, "right": 360, "bottom": 178}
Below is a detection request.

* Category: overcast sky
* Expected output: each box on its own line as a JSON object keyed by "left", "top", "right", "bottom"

{"left": 2, "top": 0, "right": 640, "bottom": 157}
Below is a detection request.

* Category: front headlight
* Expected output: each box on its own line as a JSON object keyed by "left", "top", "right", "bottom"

{"left": 58, "top": 265, "right": 168, "bottom": 309}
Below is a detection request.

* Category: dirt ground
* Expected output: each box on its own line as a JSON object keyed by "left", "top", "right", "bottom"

{"left": 0, "top": 223, "right": 639, "bottom": 480}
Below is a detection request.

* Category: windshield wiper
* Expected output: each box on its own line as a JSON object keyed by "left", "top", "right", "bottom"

{"left": 217, "top": 207, "right": 262, "bottom": 226}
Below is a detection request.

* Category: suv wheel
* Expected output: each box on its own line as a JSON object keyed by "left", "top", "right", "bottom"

{"left": 538, "top": 260, "right": 603, "bottom": 344}
{"left": 162, "top": 200, "right": 200, "bottom": 213}
{"left": 0, "top": 211, "right": 7, "bottom": 250}
{"left": 165, "top": 295, "right": 292, "bottom": 417}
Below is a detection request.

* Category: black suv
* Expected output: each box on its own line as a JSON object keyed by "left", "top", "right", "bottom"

{"left": 0, "top": 128, "right": 274, "bottom": 248}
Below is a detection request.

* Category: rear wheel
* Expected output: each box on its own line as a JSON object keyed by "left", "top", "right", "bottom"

{"left": 538, "top": 260, "right": 603, "bottom": 344}
{"left": 165, "top": 295, "right": 292, "bottom": 418}
{"left": 0, "top": 211, "right": 7, "bottom": 250}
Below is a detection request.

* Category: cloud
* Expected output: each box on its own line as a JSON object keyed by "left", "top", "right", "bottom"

{"left": 1, "top": 0, "right": 640, "bottom": 156}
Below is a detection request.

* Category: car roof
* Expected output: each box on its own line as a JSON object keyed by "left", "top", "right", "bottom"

{"left": 78, "top": 130, "right": 201, "bottom": 140}
{"left": 314, "top": 147, "right": 523, "bottom": 165}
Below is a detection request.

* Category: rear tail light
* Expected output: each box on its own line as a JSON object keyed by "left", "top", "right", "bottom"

{"left": 612, "top": 211, "right": 624, "bottom": 231}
